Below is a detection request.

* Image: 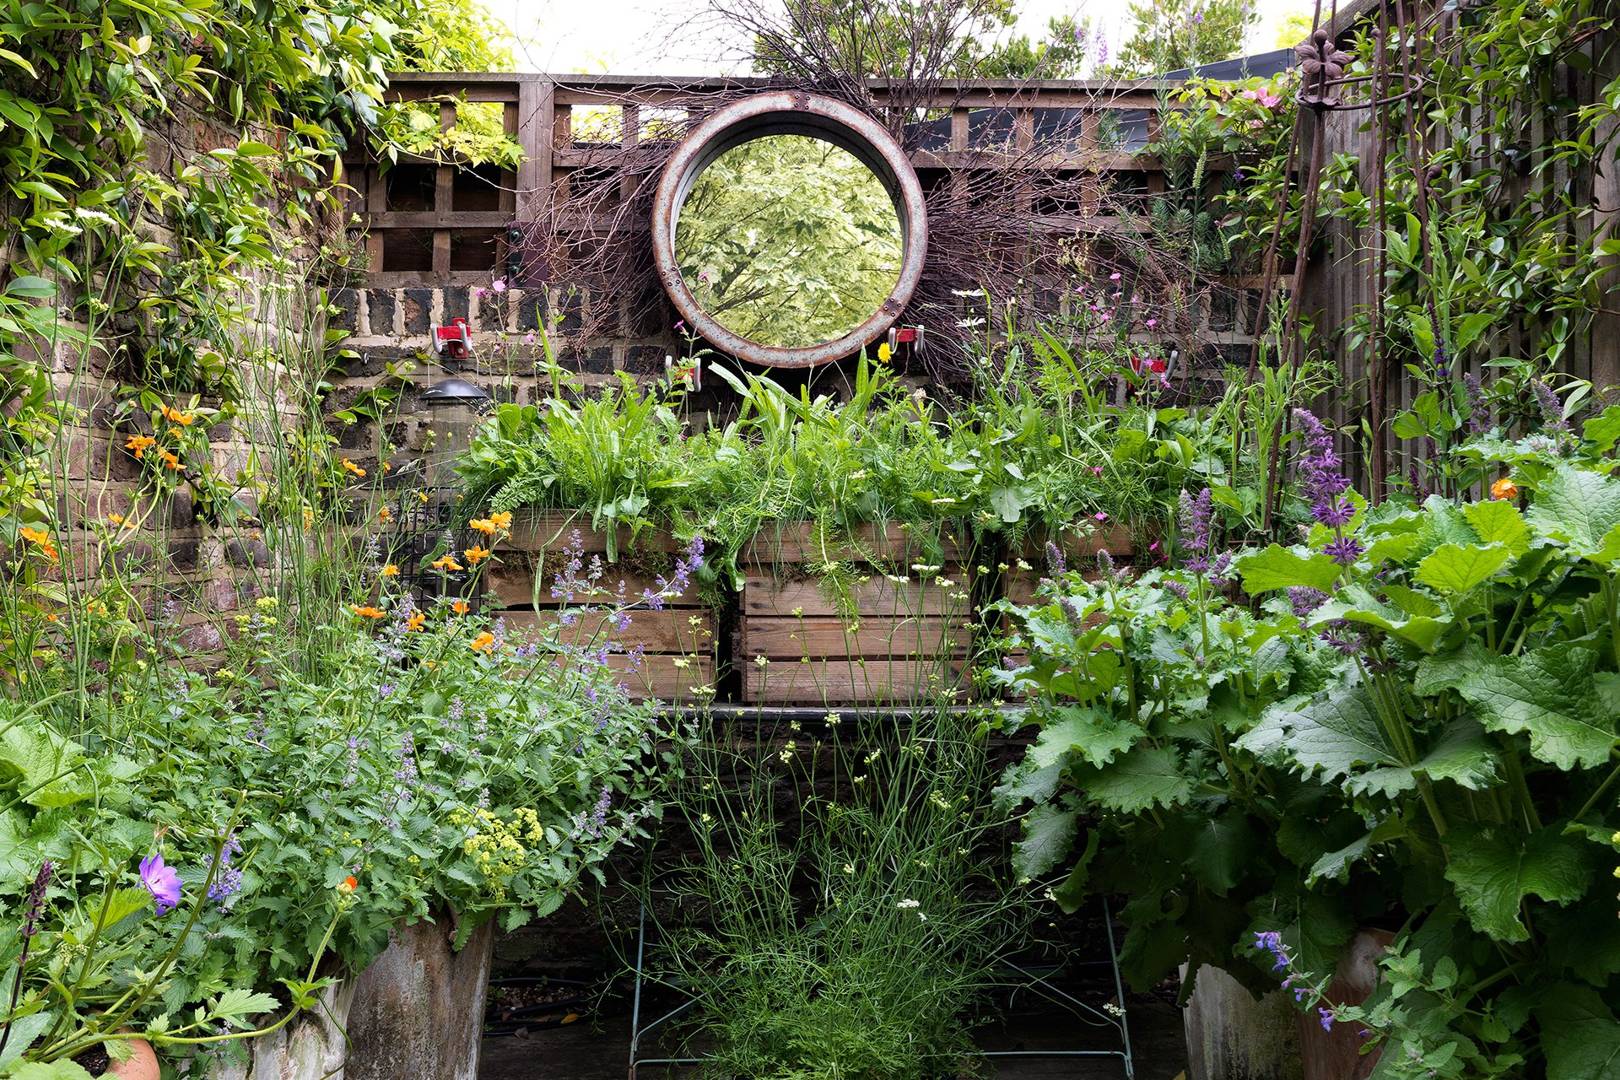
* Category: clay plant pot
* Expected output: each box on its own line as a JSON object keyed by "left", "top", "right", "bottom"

{"left": 105, "top": 1039, "right": 160, "bottom": 1080}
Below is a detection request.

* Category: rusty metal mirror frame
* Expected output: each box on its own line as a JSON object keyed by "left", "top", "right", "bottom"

{"left": 651, "top": 92, "right": 929, "bottom": 368}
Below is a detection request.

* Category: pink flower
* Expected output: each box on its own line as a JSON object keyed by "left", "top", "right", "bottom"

{"left": 1108, "top": 272, "right": 1121, "bottom": 282}
{"left": 523, "top": 332, "right": 536, "bottom": 345}
{"left": 491, "top": 278, "right": 507, "bottom": 293}
{"left": 1145, "top": 318, "right": 1158, "bottom": 329}
{"left": 140, "top": 853, "right": 181, "bottom": 915}
{"left": 1091, "top": 466, "right": 1104, "bottom": 476}
{"left": 1094, "top": 512, "right": 1109, "bottom": 522}
{"left": 1262, "top": 93, "right": 1281, "bottom": 109}
{"left": 473, "top": 287, "right": 486, "bottom": 300}
{"left": 674, "top": 320, "right": 686, "bottom": 333}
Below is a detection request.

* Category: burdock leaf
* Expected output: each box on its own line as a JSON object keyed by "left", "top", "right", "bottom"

{"left": 1443, "top": 827, "right": 1590, "bottom": 943}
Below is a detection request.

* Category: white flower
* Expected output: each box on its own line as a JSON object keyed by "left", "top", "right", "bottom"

{"left": 897, "top": 898, "right": 920, "bottom": 909}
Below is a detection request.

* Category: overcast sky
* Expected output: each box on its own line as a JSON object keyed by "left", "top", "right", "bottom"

{"left": 482, "top": 0, "right": 1314, "bottom": 76}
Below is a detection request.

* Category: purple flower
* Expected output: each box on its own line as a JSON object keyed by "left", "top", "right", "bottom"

{"left": 1531, "top": 379, "right": 1568, "bottom": 431}
{"left": 1323, "top": 536, "right": 1363, "bottom": 566}
{"left": 22, "top": 860, "right": 53, "bottom": 938}
{"left": 1287, "top": 586, "right": 1329, "bottom": 618}
{"left": 1318, "top": 1008, "right": 1335, "bottom": 1032}
{"left": 1045, "top": 541, "right": 1067, "bottom": 575}
{"left": 140, "top": 853, "right": 182, "bottom": 915}
{"left": 1252, "top": 930, "right": 1291, "bottom": 973}
{"left": 205, "top": 834, "right": 245, "bottom": 906}
{"left": 1179, "top": 488, "right": 1214, "bottom": 571}
{"left": 1463, "top": 373, "right": 1488, "bottom": 433}
{"left": 1164, "top": 580, "right": 1190, "bottom": 602}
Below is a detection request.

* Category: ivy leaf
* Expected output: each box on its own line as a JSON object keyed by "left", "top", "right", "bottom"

{"left": 1536, "top": 984, "right": 1620, "bottom": 1080}
{"left": 1236, "top": 544, "right": 1342, "bottom": 594}
{"left": 1027, "top": 705, "right": 1142, "bottom": 771}
{"left": 1463, "top": 500, "right": 1530, "bottom": 557}
{"left": 1014, "top": 803, "right": 1078, "bottom": 879}
{"left": 1071, "top": 745, "right": 1194, "bottom": 814}
{"left": 1414, "top": 542, "right": 1512, "bottom": 595}
{"left": 1443, "top": 827, "right": 1590, "bottom": 944}
{"left": 1526, "top": 463, "right": 1620, "bottom": 556}
{"left": 1254, "top": 686, "right": 1403, "bottom": 784}
{"left": 1418, "top": 645, "right": 1617, "bottom": 770}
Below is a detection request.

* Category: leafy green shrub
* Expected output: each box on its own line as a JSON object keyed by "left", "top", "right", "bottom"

{"left": 993, "top": 405, "right": 1620, "bottom": 1077}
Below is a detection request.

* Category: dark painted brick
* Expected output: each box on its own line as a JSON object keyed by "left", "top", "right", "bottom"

{"left": 442, "top": 286, "right": 469, "bottom": 324}
{"left": 624, "top": 346, "right": 664, "bottom": 376}
{"left": 517, "top": 291, "right": 544, "bottom": 332}
{"left": 224, "top": 538, "right": 270, "bottom": 569}
{"left": 401, "top": 288, "right": 434, "bottom": 334}
{"left": 329, "top": 287, "right": 359, "bottom": 333}
{"left": 365, "top": 290, "right": 396, "bottom": 335}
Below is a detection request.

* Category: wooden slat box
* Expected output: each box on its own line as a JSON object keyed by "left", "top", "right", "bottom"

{"left": 737, "top": 522, "right": 976, "bottom": 706}
{"left": 491, "top": 512, "right": 715, "bottom": 702}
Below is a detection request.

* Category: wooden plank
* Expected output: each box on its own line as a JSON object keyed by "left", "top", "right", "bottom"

{"left": 498, "top": 511, "right": 684, "bottom": 554}
{"left": 608, "top": 652, "right": 715, "bottom": 701}
{"left": 740, "top": 521, "right": 967, "bottom": 564}
{"left": 1017, "top": 524, "right": 1135, "bottom": 561}
{"left": 484, "top": 556, "right": 701, "bottom": 608}
{"left": 742, "top": 572, "right": 969, "bottom": 617}
{"left": 517, "top": 77, "right": 552, "bottom": 224}
{"left": 742, "top": 657, "right": 969, "bottom": 706}
{"left": 500, "top": 606, "right": 714, "bottom": 653}
{"left": 741, "top": 616, "right": 971, "bottom": 659}
{"left": 367, "top": 211, "right": 511, "bottom": 229}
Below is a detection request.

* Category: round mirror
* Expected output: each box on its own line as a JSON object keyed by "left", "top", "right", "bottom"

{"left": 652, "top": 93, "right": 928, "bottom": 368}
{"left": 675, "top": 135, "right": 903, "bottom": 348}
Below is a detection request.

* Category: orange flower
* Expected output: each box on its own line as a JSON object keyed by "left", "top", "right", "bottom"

{"left": 1490, "top": 476, "right": 1519, "bottom": 501}
{"left": 406, "top": 611, "right": 426, "bottom": 632}
{"left": 469, "top": 631, "right": 496, "bottom": 652}
{"left": 19, "top": 526, "right": 58, "bottom": 561}
{"left": 160, "top": 450, "right": 182, "bottom": 471}
{"left": 341, "top": 458, "right": 366, "bottom": 479}
{"left": 125, "top": 434, "right": 156, "bottom": 459}
{"left": 470, "top": 511, "right": 514, "bottom": 535}
{"left": 432, "top": 555, "right": 463, "bottom": 572}
{"left": 470, "top": 518, "right": 497, "bottom": 535}
{"left": 380, "top": 564, "right": 400, "bottom": 578}
{"left": 451, "top": 600, "right": 470, "bottom": 615}
{"left": 377, "top": 506, "right": 393, "bottom": 523}
{"left": 463, "top": 545, "right": 490, "bottom": 565}
{"left": 351, "top": 605, "right": 386, "bottom": 619}
{"left": 337, "top": 875, "right": 358, "bottom": 894}
{"left": 161, "top": 404, "right": 195, "bottom": 427}
{"left": 488, "top": 510, "right": 512, "bottom": 531}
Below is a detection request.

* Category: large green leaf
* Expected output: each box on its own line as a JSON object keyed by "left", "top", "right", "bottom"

{"left": 1027, "top": 705, "right": 1142, "bottom": 771}
{"left": 1443, "top": 827, "right": 1590, "bottom": 943}
{"left": 1417, "top": 645, "right": 1617, "bottom": 770}
{"left": 1072, "top": 745, "right": 1194, "bottom": 814}
{"left": 1526, "top": 463, "right": 1620, "bottom": 555}
{"left": 1251, "top": 686, "right": 1403, "bottom": 784}
{"left": 1308, "top": 591, "right": 1451, "bottom": 653}
{"left": 1354, "top": 719, "right": 1499, "bottom": 797}
{"left": 1235, "top": 544, "right": 1343, "bottom": 594}
{"left": 1414, "top": 542, "right": 1512, "bottom": 595}
{"left": 1306, "top": 816, "right": 1406, "bottom": 884}
{"left": 0, "top": 726, "right": 92, "bottom": 808}
{"left": 1537, "top": 984, "right": 1620, "bottom": 1080}
{"left": 1462, "top": 500, "right": 1530, "bottom": 557}
{"left": 1014, "top": 803, "right": 1078, "bottom": 879}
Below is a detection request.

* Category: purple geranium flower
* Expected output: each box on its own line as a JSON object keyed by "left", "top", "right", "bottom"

{"left": 140, "top": 853, "right": 182, "bottom": 915}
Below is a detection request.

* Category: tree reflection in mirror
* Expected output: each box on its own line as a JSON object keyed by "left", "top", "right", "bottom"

{"left": 674, "top": 134, "right": 903, "bottom": 348}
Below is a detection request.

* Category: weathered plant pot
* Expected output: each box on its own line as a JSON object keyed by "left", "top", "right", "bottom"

{"left": 1298, "top": 929, "right": 1393, "bottom": 1080}
{"left": 211, "top": 980, "right": 356, "bottom": 1080}
{"left": 490, "top": 511, "right": 717, "bottom": 701}
{"left": 344, "top": 916, "right": 495, "bottom": 1080}
{"left": 106, "top": 1039, "right": 160, "bottom": 1080}
{"left": 737, "top": 522, "right": 974, "bottom": 705}
{"left": 1182, "top": 963, "right": 1303, "bottom": 1080}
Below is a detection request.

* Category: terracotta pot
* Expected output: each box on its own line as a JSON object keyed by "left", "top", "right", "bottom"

{"left": 1298, "top": 929, "right": 1394, "bottom": 1080}
{"left": 106, "top": 1038, "right": 160, "bottom": 1080}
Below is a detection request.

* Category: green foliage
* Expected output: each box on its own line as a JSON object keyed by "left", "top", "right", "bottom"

{"left": 648, "top": 708, "right": 1032, "bottom": 1079}
{"left": 992, "top": 406, "right": 1620, "bottom": 1072}
{"left": 1111, "top": 0, "right": 1260, "bottom": 76}
{"left": 677, "top": 135, "right": 902, "bottom": 348}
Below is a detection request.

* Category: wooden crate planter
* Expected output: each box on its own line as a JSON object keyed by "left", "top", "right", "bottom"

{"left": 490, "top": 512, "right": 716, "bottom": 702}
{"left": 993, "top": 523, "right": 1134, "bottom": 681}
{"left": 737, "top": 522, "right": 975, "bottom": 706}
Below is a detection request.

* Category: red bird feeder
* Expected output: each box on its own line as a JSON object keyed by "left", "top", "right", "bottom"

{"left": 432, "top": 318, "right": 473, "bottom": 360}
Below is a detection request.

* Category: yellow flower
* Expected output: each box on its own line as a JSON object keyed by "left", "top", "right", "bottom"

{"left": 432, "top": 555, "right": 463, "bottom": 572}
{"left": 876, "top": 342, "right": 892, "bottom": 364}
{"left": 470, "top": 631, "right": 496, "bottom": 652}
{"left": 463, "top": 545, "right": 491, "bottom": 565}
{"left": 470, "top": 518, "right": 498, "bottom": 535}
{"left": 406, "top": 611, "right": 426, "bottom": 632}
{"left": 161, "top": 404, "right": 195, "bottom": 427}
{"left": 489, "top": 510, "right": 513, "bottom": 530}
{"left": 107, "top": 513, "right": 125, "bottom": 527}
{"left": 380, "top": 564, "right": 400, "bottom": 578}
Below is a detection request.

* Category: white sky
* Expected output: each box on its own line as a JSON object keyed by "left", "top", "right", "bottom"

{"left": 482, "top": 0, "right": 1314, "bottom": 76}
